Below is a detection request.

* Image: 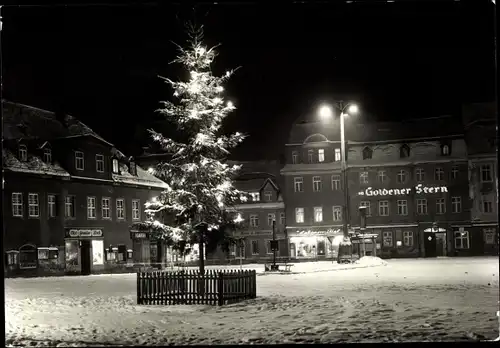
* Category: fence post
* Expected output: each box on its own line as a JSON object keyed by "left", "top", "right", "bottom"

{"left": 252, "top": 270, "right": 256, "bottom": 298}
{"left": 217, "top": 272, "right": 224, "bottom": 306}
{"left": 137, "top": 272, "right": 141, "bottom": 304}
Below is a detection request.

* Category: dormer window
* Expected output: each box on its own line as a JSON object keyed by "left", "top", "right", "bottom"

{"left": 112, "top": 158, "right": 119, "bottom": 174}
{"left": 362, "top": 146, "right": 373, "bottom": 160}
{"left": 43, "top": 148, "right": 52, "bottom": 164}
{"left": 441, "top": 144, "right": 451, "bottom": 156}
{"left": 291, "top": 151, "right": 299, "bottom": 164}
{"left": 129, "top": 160, "right": 137, "bottom": 176}
{"left": 318, "top": 149, "right": 325, "bottom": 163}
{"left": 75, "top": 151, "right": 84, "bottom": 170}
{"left": 18, "top": 144, "right": 27, "bottom": 162}
{"left": 400, "top": 144, "right": 410, "bottom": 158}
{"left": 308, "top": 150, "right": 314, "bottom": 163}
{"left": 96, "top": 154, "right": 104, "bottom": 172}
{"left": 249, "top": 192, "right": 260, "bottom": 202}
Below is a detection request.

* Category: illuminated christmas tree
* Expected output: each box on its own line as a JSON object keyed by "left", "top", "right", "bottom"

{"left": 141, "top": 24, "right": 247, "bottom": 273}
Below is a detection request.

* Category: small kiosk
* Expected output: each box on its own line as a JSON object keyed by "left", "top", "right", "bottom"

{"left": 130, "top": 223, "right": 169, "bottom": 270}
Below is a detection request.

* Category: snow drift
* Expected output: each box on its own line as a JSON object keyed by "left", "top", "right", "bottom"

{"left": 355, "top": 256, "right": 388, "bottom": 266}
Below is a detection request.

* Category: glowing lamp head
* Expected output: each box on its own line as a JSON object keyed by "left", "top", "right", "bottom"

{"left": 148, "top": 167, "right": 154, "bottom": 174}
{"left": 347, "top": 104, "right": 359, "bottom": 115}
{"left": 318, "top": 105, "right": 333, "bottom": 120}
{"left": 227, "top": 101, "right": 234, "bottom": 108}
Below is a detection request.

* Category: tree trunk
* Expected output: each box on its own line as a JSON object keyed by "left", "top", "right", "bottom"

{"left": 199, "top": 229, "right": 205, "bottom": 275}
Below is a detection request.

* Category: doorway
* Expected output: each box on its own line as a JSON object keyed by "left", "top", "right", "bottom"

{"left": 424, "top": 232, "right": 437, "bottom": 257}
{"left": 80, "top": 240, "right": 92, "bottom": 275}
{"left": 435, "top": 232, "right": 447, "bottom": 256}
{"left": 290, "top": 243, "right": 296, "bottom": 258}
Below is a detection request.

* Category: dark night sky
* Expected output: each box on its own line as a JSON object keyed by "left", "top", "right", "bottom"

{"left": 2, "top": 1, "right": 496, "bottom": 161}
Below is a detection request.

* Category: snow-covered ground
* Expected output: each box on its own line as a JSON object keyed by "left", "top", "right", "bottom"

{"left": 5, "top": 257, "right": 499, "bottom": 346}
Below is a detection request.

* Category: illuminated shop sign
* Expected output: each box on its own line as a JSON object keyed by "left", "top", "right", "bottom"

{"left": 66, "top": 229, "right": 103, "bottom": 238}
{"left": 358, "top": 184, "right": 448, "bottom": 197}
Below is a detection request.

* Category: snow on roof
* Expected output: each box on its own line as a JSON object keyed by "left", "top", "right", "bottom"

{"left": 3, "top": 149, "right": 70, "bottom": 177}
{"left": 112, "top": 163, "right": 168, "bottom": 189}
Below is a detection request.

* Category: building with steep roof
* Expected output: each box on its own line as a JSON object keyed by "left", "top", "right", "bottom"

{"left": 3, "top": 101, "right": 167, "bottom": 277}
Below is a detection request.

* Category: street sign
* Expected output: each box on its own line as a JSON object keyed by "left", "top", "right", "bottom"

{"left": 270, "top": 240, "right": 279, "bottom": 251}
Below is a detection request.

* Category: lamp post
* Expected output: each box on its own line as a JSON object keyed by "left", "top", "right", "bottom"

{"left": 318, "top": 101, "right": 359, "bottom": 239}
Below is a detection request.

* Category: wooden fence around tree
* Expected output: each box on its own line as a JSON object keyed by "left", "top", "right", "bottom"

{"left": 137, "top": 269, "right": 257, "bottom": 305}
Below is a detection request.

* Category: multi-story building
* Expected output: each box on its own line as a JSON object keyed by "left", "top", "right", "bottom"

{"left": 3, "top": 101, "right": 166, "bottom": 277}
{"left": 228, "top": 161, "right": 287, "bottom": 263}
{"left": 463, "top": 102, "right": 498, "bottom": 255}
{"left": 280, "top": 120, "right": 346, "bottom": 260}
{"left": 281, "top": 114, "right": 472, "bottom": 259}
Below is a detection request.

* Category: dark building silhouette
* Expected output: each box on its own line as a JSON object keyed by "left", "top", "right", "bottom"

{"left": 3, "top": 101, "right": 166, "bottom": 277}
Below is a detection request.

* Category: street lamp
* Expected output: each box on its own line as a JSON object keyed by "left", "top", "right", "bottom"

{"left": 318, "top": 101, "right": 359, "bottom": 238}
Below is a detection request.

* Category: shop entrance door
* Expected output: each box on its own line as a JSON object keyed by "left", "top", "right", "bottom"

{"left": 80, "top": 240, "right": 92, "bottom": 275}
{"left": 435, "top": 232, "right": 447, "bottom": 256}
{"left": 290, "top": 243, "right": 296, "bottom": 258}
{"left": 424, "top": 233, "right": 437, "bottom": 258}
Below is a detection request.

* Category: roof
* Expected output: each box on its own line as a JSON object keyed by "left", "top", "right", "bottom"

{"left": 462, "top": 102, "right": 497, "bottom": 127}
{"left": 2, "top": 101, "right": 166, "bottom": 188}
{"left": 287, "top": 116, "right": 465, "bottom": 144}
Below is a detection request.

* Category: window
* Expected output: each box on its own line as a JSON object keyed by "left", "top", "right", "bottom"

{"left": 400, "top": 144, "right": 410, "bottom": 158}
{"left": 451, "top": 196, "right": 462, "bottom": 213}
{"left": 92, "top": 240, "right": 104, "bottom": 265}
{"left": 332, "top": 206, "right": 342, "bottom": 221}
{"left": 266, "top": 240, "right": 278, "bottom": 254}
{"left": 378, "top": 201, "right": 389, "bottom": 216}
{"left": 12, "top": 193, "right": 23, "bottom": 217}
{"left": 332, "top": 175, "right": 341, "bottom": 190}
{"left": 397, "top": 170, "right": 407, "bottom": 184}
{"left": 359, "top": 201, "right": 371, "bottom": 216}
{"left": 112, "top": 158, "right": 119, "bottom": 173}
{"left": 415, "top": 168, "right": 425, "bottom": 182}
{"left": 249, "top": 214, "right": 259, "bottom": 227}
{"left": 38, "top": 247, "right": 49, "bottom": 260}
{"left": 334, "top": 148, "right": 341, "bottom": 162}
{"left": 291, "top": 151, "right": 298, "bottom": 164}
{"left": 116, "top": 199, "right": 125, "bottom": 220}
{"left": 267, "top": 213, "right": 275, "bottom": 226}
{"left": 454, "top": 230, "right": 469, "bottom": 249}
{"left": 312, "top": 176, "right": 322, "bottom": 192}
{"left": 28, "top": 193, "right": 39, "bottom": 218}
{"left": 132, "top": 200, "right": 140, "bottom": 220}
{"left": 75, "top": 151, "right": 84, "bottom": 170}
{"left": 86, "top": 197, "right": 96, "bottom": 219}
{"left": 19, "top": 244, "right": 37, "bottom": 269}
{"left": 251, "top": 240, "right": 259, "bottom": 255}
{"left": 378, "top": 170, "right": 387, "bottom": 183}
{"left": 362, "top": 147, "right": 373, "bottom": 160}
{"left": 129, "top": 161, "right": 137, "bottom": 176}
{"left": 435, "top": 168, "right": 444, "bottom": 181}
{"left": 416, "top": 199, "right": 427, "bottom": 215}
{"left": 280, "top": 212, "right": 285, "bottom": 225}
{"left": 436, "top": 198, "right": 446, "bottom": 215}
{"left": 441, "top": 144, "right": 450, "bottom": 156}
{"left": 294, "top": 177, "right": 304, "bottom": 192}
{"left": 482, "top": 195, "right": 493, "bottom": 213}
{"left": 19, "top": 144, "right": 27, "bottom": 161}
{"left": 250, "top": 192, "right": 260, "bottom": 202}
{"left": 308, "top": 150, "right": 314, "bottom": 163}
{"left": 359, "top": 171, "right": 369, "bottom": 184}
{"left": 6, "top": 250, "right": 19, "bottom": 266}
{"left": 383, "top": 231, "right": 393, "bottom": 247}
{"left": 102, "top": 197, "right": 111, "bottom": 219}
{"left": 318, "top": 149, "right": 325, "bottom": 162}
{"left": 65, "top": 196, "right": 75, "bottom": 218}
{"left": 96, "top": 154, "right": 104, "bottom": 172}
{"left": 263, "top": 191, "right": 272, "bottom": 202}
{"left": 451, "top": 166, "right": 459, "bottom": 179}
{"left": 397, "top": 200, "right": 408, "bottom": 216}
{"left": 295, "top": 208, "right": 304, "bottom": 223}
{"left": 403, "top": 231, "right": 413, "bottom": 247}
{"left": 43, "top": 148, "right": 52, "bottom": 163}
{"left": 314, "top": 207, "right": 323, "bottom": 222}
{"left": 48, "top": 195, "right": 56, "bottom": 218}
{"left": 480, "top": 164, "right": 493, "bottom": 182}
{"left": 484, "top": 228, "right": 496, "bottom": 244}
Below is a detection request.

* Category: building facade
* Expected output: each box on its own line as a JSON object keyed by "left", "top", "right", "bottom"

{"left": 281, "top": 113, "right": 481, "bottom": 259}
{"left": 463, "top": 102, "right": 498, "bottom": 256}
{"left": 3, "top": 101, "right": 166, "bottom": 277}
